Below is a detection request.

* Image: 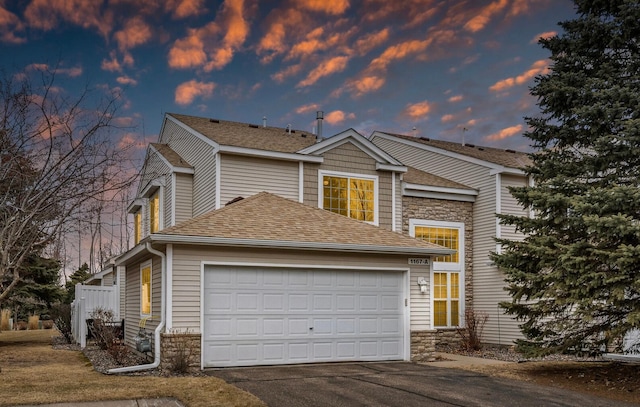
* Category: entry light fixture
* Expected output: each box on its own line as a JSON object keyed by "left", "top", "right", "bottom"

{"left": 417, "top": 277, "right": 428, "bottom": 293}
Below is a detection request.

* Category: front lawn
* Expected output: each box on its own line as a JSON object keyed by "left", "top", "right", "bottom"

{"left": 0, "top": 330, "right": 265, "bottom": 407}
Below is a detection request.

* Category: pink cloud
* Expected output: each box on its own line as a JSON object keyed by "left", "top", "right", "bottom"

{"left": 296, "top": 103, "right": 321, "bottom": 114}
{"left": 168, "top": 0, "right": 252, "bottom": 72}
{"left": 531, "top": 31, "right": 556, "bottom": 43}
{"left": 324, "top": 110, "right": 355, "bottom": 125}
{"left": 353, "top": 28, "right": 390, "bottom": 56}
{"left": 402, "top": 100, "right": 434, "bottom": 120}
{"left": 165, "top": 0, "right": 207, "bottom": 18}
{"left": 463, "top": 0, "right": 509, "bottom": 33}
{"left": 0, "top": 6, "right": 25, "bottom": 43}
{"left": 25, "top": 63, "right": 82, "bottom": 77}
{"left": 441, "top": 114, "right": 454, "bottom": 123}
{"left": 116, "top": 76, "right": 138, "bottom": 86}
{"left": 489, "top": 59, "right": 549, "bottom": 92}
{"left": 485, "top": 124, "right": 523, "bottom": 141}
{"left": 257, "top": 8, "right": 304, "bottom": 63}
{"left": 24, "top": 0, "right": 114, "bottom": 39}
{"left": 297, "top": 55, "right": 349, "bottom": 87}
{"left": 448, "top": 95, "right": 463, "bottom": 103}
{"left": 348, "top": 75, "right": 386, "bottom": 96}
{"left": 299, "top": 0, "right": 350, "bottom": 15}
{"left": 168, "top": 32, "right": 207, "bottom": 69}
{"left": 101, "top": 51, "right": 123, "bottom": 72}
{"left": 114, "top": 17, "right": 152, "bottom": 52}
{"left": 271, "top": 64, "right": 303, "bottom": 83}
{"left": 175, "top": 80, "right": 216, "bottom": 105}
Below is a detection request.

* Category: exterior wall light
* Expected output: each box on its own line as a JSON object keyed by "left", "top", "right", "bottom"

{"left": 417, "top": 277, "right": 428, "bottom": 293}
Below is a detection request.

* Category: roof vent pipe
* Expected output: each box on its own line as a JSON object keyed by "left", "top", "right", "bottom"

{"left": 287, "top": 124, "right": 291, "bottom": 134}
{"left": 316, "top": 111, "right": 324, "bottom": 142}
{"left": 262, "top": 116, "right": 267, "bottom": 128}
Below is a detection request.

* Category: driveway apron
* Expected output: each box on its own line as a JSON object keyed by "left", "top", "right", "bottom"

{"left": 207, "top": 362, "right": 632, "bottom": 407}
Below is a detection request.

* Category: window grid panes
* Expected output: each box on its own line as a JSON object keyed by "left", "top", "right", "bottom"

{"left": 433, "top": 272, "right": 460, "bottom": 327}
{"left": 141, "top": 266, "right": 151, "bottom": 315}
{"left": 149, "top": 193, "right": 159, "bottom": 233}
{"left": 323, "top": 176, "right": 374, "bottom": 222}
{"left": 134, "top": 211, "right": 142, "bottom": 244}
{"left": 414, "top": 226, "right": 459, "bottom": 262}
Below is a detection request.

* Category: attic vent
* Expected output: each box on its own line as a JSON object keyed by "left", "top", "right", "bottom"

{"left": 506, "top": 149, "right": 516, "bottom": 153}
{"left": 478, "top": 147, "right": 485, "bottom": 151}
{"left": 249, "top": 124, "right": 259, "bottom": 128}
{"left": 466, "top": 143, "right": 475, "bottom": 147}
{"left": 225, "top": 196, "right": 244, "bottom": 206}
{"left": 209, "top": 119, "right": 220, "bottom": 123}
{"left": 290, "top": 130, "right": 296, "bottom": 133}
{"left": 419, "top": 136, "right": 430, "bottom": 141}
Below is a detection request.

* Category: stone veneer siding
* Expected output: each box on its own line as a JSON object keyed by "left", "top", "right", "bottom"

{"left": 160, "top": 332, "right": 201, "bottom": 372}
{"left": 411, "top": 330, "right": 437, "bottom": 361}
{"left": 403, "top": 196, "right": 474, "bottom": 345}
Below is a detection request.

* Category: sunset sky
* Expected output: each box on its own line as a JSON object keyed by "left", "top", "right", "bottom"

{"left": 2, "top": 0, "right": 577, "bottom": 157}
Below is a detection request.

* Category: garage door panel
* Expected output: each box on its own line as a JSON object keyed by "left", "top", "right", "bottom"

{"left": 203, "top": 267, "right": 405, "bottom": 367}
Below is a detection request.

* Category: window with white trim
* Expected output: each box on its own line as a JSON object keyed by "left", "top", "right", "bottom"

{"left": 149, "top": 191, "right": 160, "bottom": 233}
{"left": 134, "top": 210, "right": 142, "bottom": 245}
{"left": 140, "top": 261, "right": 152, "bottom": 316}
{"left": 410, "top": 219, "right": 464, "bottom": 328}
{"left": 320, "top": 171, "right": 378, "bottom": 224}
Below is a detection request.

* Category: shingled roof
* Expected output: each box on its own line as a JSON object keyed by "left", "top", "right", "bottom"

{"left": 154, "top": 192, "right": 450, "bottom": 255}
{"left": 168, "top": 113, "right": 318, "bottom": 153}
{"left": 378, "top": 132, "right": 532, "bottom": 169}
{"left": 150, "top": 143, "right": 192, "bottom": 169}
{"left": 403, "top": 167, "right": 473, "bottom": 190}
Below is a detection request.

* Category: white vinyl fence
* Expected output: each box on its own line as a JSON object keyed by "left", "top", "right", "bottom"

{"left": 71, "top": 283, "right": 120, "bottom": 348}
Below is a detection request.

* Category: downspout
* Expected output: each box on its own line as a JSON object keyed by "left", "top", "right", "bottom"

{"left": 108, "top": 242, "right": 166, "bottom": 374}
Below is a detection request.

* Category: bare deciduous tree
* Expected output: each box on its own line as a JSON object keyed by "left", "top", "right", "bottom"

{"left": 0, "top": 67, "right": 137, "bottom": 305}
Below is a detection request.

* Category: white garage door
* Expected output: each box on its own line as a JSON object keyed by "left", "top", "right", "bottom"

{"left": 202, "top": 266, "right": 406, "bottom": 367}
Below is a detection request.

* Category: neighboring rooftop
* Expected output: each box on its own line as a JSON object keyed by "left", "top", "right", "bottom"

{"left": 403, "top": 167, "right": 473, "bottom": 190}
{"left": 157, "top": 192, "right": 449, "bottom": 253}
{"left": 150, "top": 143, "right": 193, "bottom": 169}
{"left": 377, "top": 132, "right": 532, "bottom": 169}
{"left": 168, "top": 113, "right": 318, "bottom": 153}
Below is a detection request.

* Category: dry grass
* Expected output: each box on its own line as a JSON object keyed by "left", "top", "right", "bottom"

{"left": 0, "top": 330, "right": 265, "bottom": 407}
{"left": 455, "top": 360, "right": 640, "bottom": 405}
{"left": 0, "top": 309, "right": 10, "bottom": 331}
{"left": 27, "top": 315, "right": 39, "bottom": 330}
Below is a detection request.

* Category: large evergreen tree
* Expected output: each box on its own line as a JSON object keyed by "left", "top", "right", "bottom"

{"left": 493, "top": 0, "right": 640, "bottom": 355}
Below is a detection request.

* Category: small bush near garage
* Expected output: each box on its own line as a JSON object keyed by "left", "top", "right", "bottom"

{"left": 457, "top": 309, "right": 488, "bottom": 351}
{"left": 89, "top": 308, "right": 129, "bottom": 364}
{"left": 163, "top": 330, "right": 200, "bottom": 373}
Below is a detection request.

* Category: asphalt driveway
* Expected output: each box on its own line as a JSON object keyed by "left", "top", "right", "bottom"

{"left": 207, "top": 362, "right": 632, "bottom": 407}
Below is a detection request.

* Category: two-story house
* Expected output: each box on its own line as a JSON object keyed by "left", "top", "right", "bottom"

{"left": 370, "top": 131, "right": 532, "bottom": 346}
{"left": 114, "top": 113, "right": 481, "bottom": 370}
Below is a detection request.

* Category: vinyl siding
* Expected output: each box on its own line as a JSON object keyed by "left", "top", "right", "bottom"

{"left": 174, "top": 173, "right": 193, "bottom": 224}
{"left": 102, "top": 273, "right": 114, "bottom": 286}
{"left": 409, "top": 264, "right": 431, "bottom": 330}
{"left": 137, "top": 155, "right": 171, "bottom": 238}
{"left": 500, "top": 174, "right": 528, "bottom": 242}
{"left": 170, "top": 245, "right": 428, "bottom": 332}
{"left": 124, "top": 255, "right": 161, "bottom": 351}
{"left": 372, "top": 136, "right": 522, "bottom": 345}
{"left": 160, "top": 119, "right": 216, "bottom": 216}
{"left": 302, "top": 141, "right": 394, "bottom": 230}
{"left": 219, "top": 154, "right": 298, "bottom": 204}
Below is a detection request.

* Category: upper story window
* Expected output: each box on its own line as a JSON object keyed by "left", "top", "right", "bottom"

{"left": 134, "top": 211, "right": 142, "bottom": 245}
{"left": 149, "top": 192, "right": 160, "bottom": 233}
{"left": 320, "top": 171, "right": 378, "bottom": 224}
